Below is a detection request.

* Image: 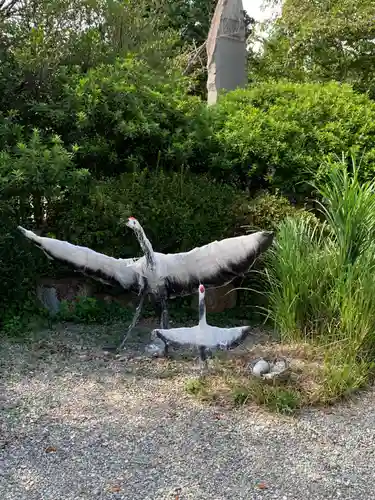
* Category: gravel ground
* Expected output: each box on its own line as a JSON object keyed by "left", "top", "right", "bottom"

{"left": 1, "top": 322, "right": 374, "bottom": 500}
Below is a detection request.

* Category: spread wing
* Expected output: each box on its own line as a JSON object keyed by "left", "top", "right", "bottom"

{"left": 153, "top": 325, "right": 251, "bottom": 348}
{"left": 18, "top": 226, "right": 139, "bottom": 290}
{"left": 155, "top": 231, "right": 274, "bottom": 296}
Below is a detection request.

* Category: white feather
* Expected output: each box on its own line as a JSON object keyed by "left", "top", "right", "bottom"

{"left": 18, "top": 226, "right": 139, "bottom": 288}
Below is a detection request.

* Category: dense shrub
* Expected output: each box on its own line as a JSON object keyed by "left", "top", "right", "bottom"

{"left": 0, "top": 205, "right": 47, "bottom": 321}
{"left": 49, "top": 169, "right": 245, "bottom": 257}
{"left": 1, "top": 167, "right": 238, "bottom": 322}
{"left": 233, "top": 192, "right": 302, "bottom": 232}
{"left": 209, "top": 81, "right": 375, "bottom": 197}
{"left": 0, "top": 112, "right": 25, "bottom": 151}
{"left": 0, "top": 128, "right": 89, "bottom": 317}
{"left": 1, "top": 155, "right": 297, "bottom": 325}
{"left": 29, "top": 57, "right": 212, "bottom": 178}
{"left": 0, "top": 129, "right": 89, "bottom": 224}
{"left": 56, "top": 297, "right": 134, "bottom": 324}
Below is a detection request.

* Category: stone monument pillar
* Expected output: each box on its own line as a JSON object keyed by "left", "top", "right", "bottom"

{"left": 206, "top": 0, "right": 247, "bottom": 105}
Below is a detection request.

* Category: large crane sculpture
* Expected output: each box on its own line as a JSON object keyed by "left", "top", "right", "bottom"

{"left": 18, "top": 218, "right": 274, "bottom": 348}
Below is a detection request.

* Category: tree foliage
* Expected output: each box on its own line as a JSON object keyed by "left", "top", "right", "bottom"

{"left": 1, "top": 0, "right": 179, "bottom": 67}
{"left": 249, "top": 0, "right": 375, "bottom": 97}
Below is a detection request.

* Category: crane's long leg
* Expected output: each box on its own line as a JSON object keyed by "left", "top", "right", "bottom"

{"left": 160, "top": 297, "right": 169, "bottom": 329}
{"left": 118, "top": 291, "right": 146, "bottom": 349}
{"left": 198, "top": 346, "right": 208, "bottom": 374}
{"left": 154, "top": 297, "right": 170, "bottom": 356}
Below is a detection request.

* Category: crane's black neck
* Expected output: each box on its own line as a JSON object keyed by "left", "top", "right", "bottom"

{"left": 134, "top": 226, "right": 156, "bottom": 270}
{"left": 199, "top": 293, "right": 207, "bottom": 326}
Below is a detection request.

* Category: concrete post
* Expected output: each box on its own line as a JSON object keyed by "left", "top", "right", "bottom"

{"left": 206, "top": 0, "right": 247, "bottom": 105}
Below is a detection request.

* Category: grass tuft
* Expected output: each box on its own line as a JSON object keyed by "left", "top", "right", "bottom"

{"left": 231, "top": 381, "right": 302, "bottom": 415}
{"left": 185, "top": 378, "right": 206, "bottom": 396}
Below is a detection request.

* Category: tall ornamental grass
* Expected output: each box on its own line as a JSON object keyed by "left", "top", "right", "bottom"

{"left": 266, "top": 156, "right": 375, "bottom": 363}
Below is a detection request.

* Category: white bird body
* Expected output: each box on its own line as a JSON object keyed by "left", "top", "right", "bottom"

{"left": 151, "top": 284, "right": 251, "bottom": 361}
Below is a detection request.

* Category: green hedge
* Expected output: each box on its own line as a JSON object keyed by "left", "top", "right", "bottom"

{"left": 0, "top": 204, "right": 48, "bottom": 321}
{"left": 49, "top": 169, "right": 244, "bottom": 257}
{"left": 0, "top": 125, "right": 88, "bottom": 317}
{"left": 1, "top": 162, "right": 301, "bottom": 320}
{"left": 6, "top": 61, "right": 375, "bottom": 199}
{"left": 0, "top": 167, "right": 241, "bottom": 315}
{"left": 208, "top": 81, "right": 375, "bottom": 196}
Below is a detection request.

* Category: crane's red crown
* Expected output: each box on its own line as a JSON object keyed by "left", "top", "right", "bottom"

{"left": 199, "top": 284, "right": 205, "bottom": 293}
{"left": 128, "top": 216, "right": 136, "bottom": 220}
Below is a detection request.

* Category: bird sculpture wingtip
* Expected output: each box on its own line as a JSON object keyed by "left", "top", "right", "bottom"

{"left": 151, "top": 328, "right": 162, "bottom": 339}
{"left": 259, "top": 230, "right": 275, "bottom": 252}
